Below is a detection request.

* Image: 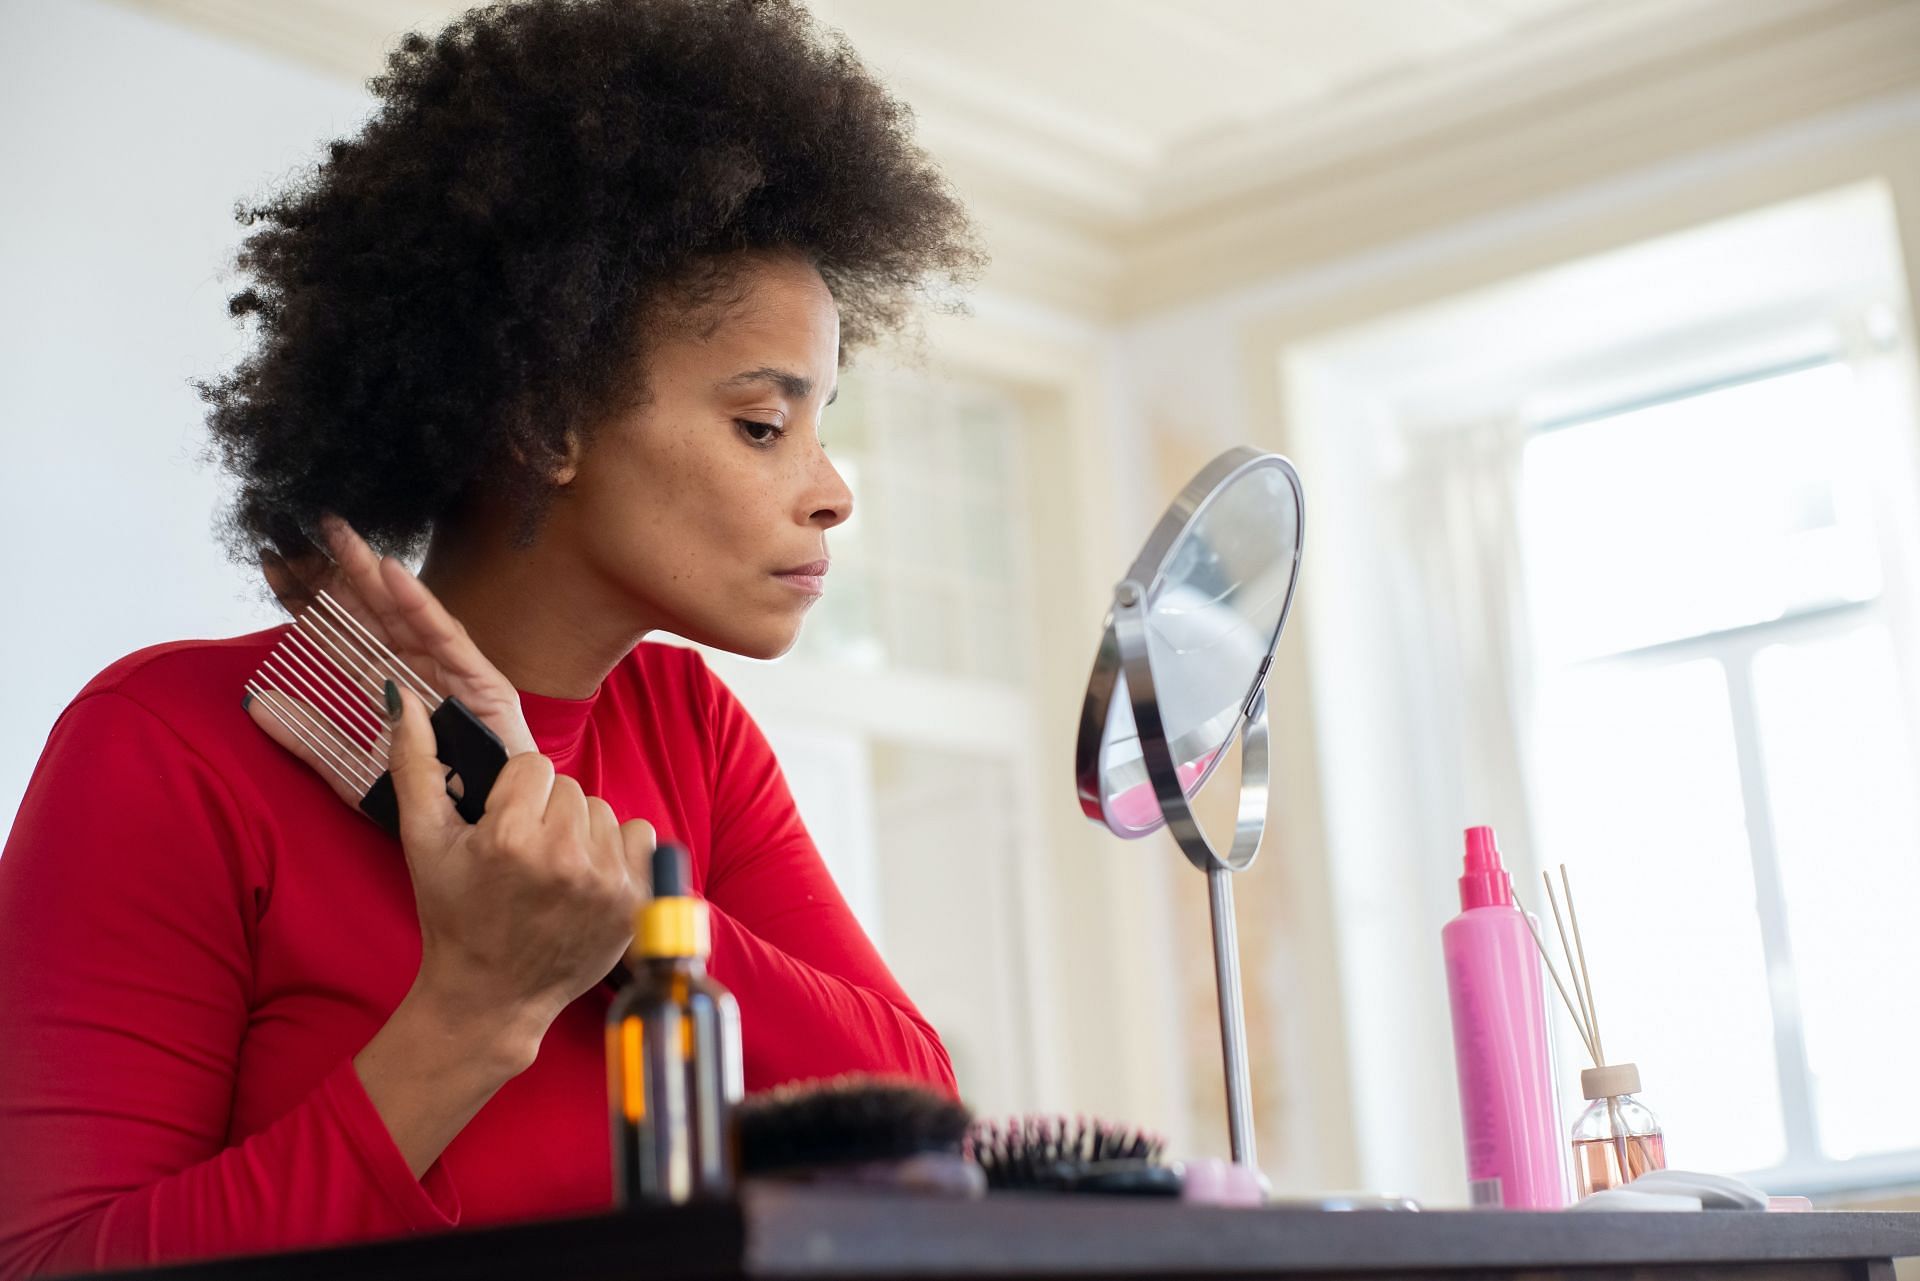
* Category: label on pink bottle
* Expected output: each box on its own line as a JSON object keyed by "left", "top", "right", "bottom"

{"left": 1442, "top": 906, "right": 1569, "bottom": 1209}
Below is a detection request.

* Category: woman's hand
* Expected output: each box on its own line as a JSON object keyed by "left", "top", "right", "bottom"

{"left": 387, "top": 683, "right": 654, "bottom": 1038}
{"left": 253, "top": 515, "right": 537, "bottom": 765}
{"left": 353, "top": 686, "right": 655, "bottom": 1177}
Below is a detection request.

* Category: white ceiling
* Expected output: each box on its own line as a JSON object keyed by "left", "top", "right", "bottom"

{"left": 109, "top": 0, "right": 1920, "bottom": 311}
{"left": 813, "top": 0, "right": 1594, "bottom": 165}
{"left": 118, "top": 0, "right": 1780, "bottom": 218}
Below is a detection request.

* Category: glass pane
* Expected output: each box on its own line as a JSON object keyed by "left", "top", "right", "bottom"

{"left": 1521, "top": 364, "right": 1881, "bottom": 662}
{"left": 798, "top": 372, "right": 1032, "bottom": 681}
{"left": 1530, "top": 658, "right": 1787, "bottom": 1172}
{"left": 1753, "top": 626, "right": 1920, "bottom": 1160}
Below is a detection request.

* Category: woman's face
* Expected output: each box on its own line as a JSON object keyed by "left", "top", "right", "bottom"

{"left": 550, "top": 251, "right": 852, "bottom": 660}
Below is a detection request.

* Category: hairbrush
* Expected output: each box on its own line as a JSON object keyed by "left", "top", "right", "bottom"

{"left": 244, "top": 589, "right": 507, "bottom": 834}
{"left": 737, "top": 1076, "right": 982, "bottom": 1195}
{"left": 966, "top": 1115, "right": 1180, "bottom": 1196}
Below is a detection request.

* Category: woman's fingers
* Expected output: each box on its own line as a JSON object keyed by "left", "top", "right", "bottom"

{"left": 320, "top": 516, "right": 538, "bottom": 756}
{"left": 385, "top": 685, "right": 462, "bottom": 854}
{"left": 260, "top": 546, "right": 340, "bottom": 619}
{"left": 319, "top": 516, "right": 410, "bottom": 642}
{"left": 376, "top": 556, "right": 489, "bottom": 681}
{"left": 483, "top": 752, "right": 558, "bottom": 821}
{"left": 618, "top": 819, "right": 657, "bottom": 897}
{"left": 542, "top": 774, "right": 590, "bottom": 855}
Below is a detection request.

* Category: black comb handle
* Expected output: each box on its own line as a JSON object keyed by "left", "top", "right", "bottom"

{"left": 357, "top": 696, "right": 509, "bottom": 833}
{"left": 432, "top": 696, "right": 509, "bottom": 823}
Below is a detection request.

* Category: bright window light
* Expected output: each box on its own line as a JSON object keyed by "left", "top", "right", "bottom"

{"left": 1520, "top": 359, "right": 1919, "bottom": 1186}
{"left": 1753, "top": 626, "right": 1920, "bottom": 1160}
{"left": 1522, "top": 363, "right": 1880, "bottom": 663}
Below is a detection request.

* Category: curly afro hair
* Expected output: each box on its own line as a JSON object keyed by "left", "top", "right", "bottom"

{"left": 200, "top": 0, "right": 981, "bottom": 562}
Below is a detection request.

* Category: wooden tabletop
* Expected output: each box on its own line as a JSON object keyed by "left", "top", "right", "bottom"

{"left": 80, "top": 1184, "right": 1920, "bottom": 1281}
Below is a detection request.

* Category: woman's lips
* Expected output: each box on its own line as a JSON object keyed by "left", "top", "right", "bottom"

{"left": 773, "top": 559, "right": 829, "bottom": 597}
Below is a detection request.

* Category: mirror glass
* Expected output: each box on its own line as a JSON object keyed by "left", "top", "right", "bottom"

{"left": 1092, "top": 457, "right": 1301, "bottom": 836}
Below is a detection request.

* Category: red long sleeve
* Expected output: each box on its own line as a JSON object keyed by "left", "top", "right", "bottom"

{"left": 0, "top": 634, "right": 954, "bottom": 1278}
{"left": 0, "top": 693, "right": 456, "bottom": 1279}
{"left": 692, "top": 664, "right": 955, "bottom": 1093}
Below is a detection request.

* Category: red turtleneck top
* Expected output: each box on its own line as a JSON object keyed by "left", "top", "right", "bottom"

{"left": 0, "top": 631, "right": 953, "bottom": 1279}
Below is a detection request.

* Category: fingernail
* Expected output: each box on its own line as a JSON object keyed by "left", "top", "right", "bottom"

{"left": 241, "top": 691, "right": 253, "bottom": 711}
{"left": 383, "top": 678, "right": 401, "bottom": 722}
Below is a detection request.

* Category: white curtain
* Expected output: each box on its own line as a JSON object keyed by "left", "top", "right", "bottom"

{"left": 1388, "top": 413, "right": 1543, "bottom": 876}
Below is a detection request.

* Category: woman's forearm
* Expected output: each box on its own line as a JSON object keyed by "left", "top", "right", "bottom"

{"left": 705, "top": 904, "right": 958, "bottom": 1095}
{"left": 353, "top": 985, "right": 548, "bottom": 1179}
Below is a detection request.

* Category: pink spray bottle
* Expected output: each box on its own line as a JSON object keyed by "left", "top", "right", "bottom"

{"left": 1441, "top": 825, "right": 1568, "bottom": 1209}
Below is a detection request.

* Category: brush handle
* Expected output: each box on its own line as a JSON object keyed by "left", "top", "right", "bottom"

{"left": 357, "top": 696, "right": 508, "bottom": 832}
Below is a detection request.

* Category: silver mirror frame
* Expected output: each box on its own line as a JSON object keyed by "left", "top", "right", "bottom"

{"left": 1072, "top": 445, "right": 1305, "bottom": 1173}
{"left": 1075, "top": 445, "right": 1304, "bottom": 855}
{"left": 1112, "top": 587, "right": 1272, "bottom": 874}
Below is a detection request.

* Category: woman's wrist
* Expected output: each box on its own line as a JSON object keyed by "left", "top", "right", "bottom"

{"left": 394, "top": 976, "right": 554, "bottom": 1081}
{"left": 354, "top": 982, "right": 554, "bottom": 1179}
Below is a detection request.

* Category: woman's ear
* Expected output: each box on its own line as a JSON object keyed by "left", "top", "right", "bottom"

{"left": 502, "top": 431, "right": 584, "bottom": 487}
{"left": 550, "top": 428, "right": 585, "bottom": 487}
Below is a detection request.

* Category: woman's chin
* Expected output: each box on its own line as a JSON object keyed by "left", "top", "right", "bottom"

{"left": 685, "top": 616, "right": 806, "bottom": 663}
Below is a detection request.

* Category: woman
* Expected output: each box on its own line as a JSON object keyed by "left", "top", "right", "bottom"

{"left": 0, "top": 1, "right": 980, "bottom": 1274}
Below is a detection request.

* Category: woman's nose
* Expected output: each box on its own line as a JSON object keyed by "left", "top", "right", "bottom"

{"left": 806, "top": 447, "right": 853, "bottom": 529}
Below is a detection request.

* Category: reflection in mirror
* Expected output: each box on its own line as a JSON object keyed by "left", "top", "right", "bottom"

{"left": 1095, "top": 462, "right": 1301, "bottom": 833}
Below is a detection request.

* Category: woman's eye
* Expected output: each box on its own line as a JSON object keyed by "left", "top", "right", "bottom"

{"left": 736, "top": 419, "right": 785, "bottom": 447}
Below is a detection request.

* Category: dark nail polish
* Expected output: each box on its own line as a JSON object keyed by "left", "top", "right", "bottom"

{"left": 241, "top": 691, "right": 253, "bottom": 712}
{"left": 383, "top": 678, "right": 401, "bottom": 721}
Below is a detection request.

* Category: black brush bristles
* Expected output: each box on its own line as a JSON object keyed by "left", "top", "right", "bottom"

{"left": 965, "top": 1116, "right": 1168, "bottom": 1191}
{"left": 737, "top": 1076, "right": 973, "bottom": 1177}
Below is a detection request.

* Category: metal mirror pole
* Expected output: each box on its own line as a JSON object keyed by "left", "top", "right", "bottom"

{"left": 1208, "top": 865, "right": 1257, "bottom": 1168}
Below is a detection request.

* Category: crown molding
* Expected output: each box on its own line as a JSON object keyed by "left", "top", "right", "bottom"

{"left": 1115, "top": 0, "right": 1920, "bottom": 314}
{"left": 109, "top": 0, "right": 1920, "bottom": 323}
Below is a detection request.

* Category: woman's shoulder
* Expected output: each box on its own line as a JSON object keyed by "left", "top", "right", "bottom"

{"left": 71, "top": 627, "right": 286, "bottom": 725}
{"left": 72, "top": 629, "right": 282, "bottom": 710}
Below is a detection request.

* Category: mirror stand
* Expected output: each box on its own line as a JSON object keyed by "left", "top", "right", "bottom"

{"left": 1078, "top": 446, "right": 1302, "bottom": 1176}
{"left": 1116, "top": 583, "right": 1272, "bottom": 1167}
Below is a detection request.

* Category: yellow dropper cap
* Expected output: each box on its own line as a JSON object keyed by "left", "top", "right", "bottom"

{"left": 634, "top": 844, "right": 709, "bottom": 959}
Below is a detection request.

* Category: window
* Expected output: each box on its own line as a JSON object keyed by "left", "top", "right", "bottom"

{"left": 1520, "top": 360, "right": 1920, "bottom": 1189}
{"left": 698, "top": 364, "right": 1059, "bottom": 1116}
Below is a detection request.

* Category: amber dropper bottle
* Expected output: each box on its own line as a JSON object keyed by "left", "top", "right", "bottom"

{"left": 607, "top": 843, "right": 743, "bottom": 1206}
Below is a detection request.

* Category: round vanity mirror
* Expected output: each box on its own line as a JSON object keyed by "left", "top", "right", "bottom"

{"left": 1076, "top": 447, "right": 1303, "bottom": 857}
{"left": 1074, "top": 445, "right": 1303, "bottom": 1169}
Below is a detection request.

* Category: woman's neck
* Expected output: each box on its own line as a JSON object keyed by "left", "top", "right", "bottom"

{"left": 418, "top": 512, "right": 652, "bottom": 700}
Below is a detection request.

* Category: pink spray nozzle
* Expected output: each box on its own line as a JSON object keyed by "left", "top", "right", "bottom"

{"left": 1458, "top": 825, "right": 1515, "bottom": 910}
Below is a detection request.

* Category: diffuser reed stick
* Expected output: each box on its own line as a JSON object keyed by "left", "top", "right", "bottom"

{"left": 1524, "top": 866, "right": 1633, "bottom": 1182}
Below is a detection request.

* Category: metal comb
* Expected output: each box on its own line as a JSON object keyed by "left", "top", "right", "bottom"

{"left": 245, "top": 589, "right": 509, "bottom": 835}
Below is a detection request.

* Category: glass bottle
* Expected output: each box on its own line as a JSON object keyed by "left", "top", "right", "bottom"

{"left": 1570, "top": 1062, "right": 1666, "bottom": 1196}
{"left": 607, "top": 843, "right": 743, "bottom": 1206}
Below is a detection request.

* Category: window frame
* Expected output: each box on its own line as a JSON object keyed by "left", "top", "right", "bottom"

{"left": 1522, "top": 357, "right": 1920, "bottom": 1196}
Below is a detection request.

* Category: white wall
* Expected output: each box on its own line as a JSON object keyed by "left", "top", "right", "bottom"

{"left": 0, "top": 0, "right": 369, "bottom": 828}
{"left": 0, "top": 2, "right": 1192, "bottom": 1149}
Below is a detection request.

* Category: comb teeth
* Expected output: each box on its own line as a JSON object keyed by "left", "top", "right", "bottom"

{"left": 247, "top": 590, "right": 443, "bottom": 801}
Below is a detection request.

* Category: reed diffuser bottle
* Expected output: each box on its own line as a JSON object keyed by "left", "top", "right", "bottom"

{"left": 606, "top": 843, "right": 743, "bottom": 1206}
{"left": 1524, "top": 866, "right": 1668, "bottom": 1197}
{"left": 1570, "top": 1063, "right": 1666, "bottom": 1196}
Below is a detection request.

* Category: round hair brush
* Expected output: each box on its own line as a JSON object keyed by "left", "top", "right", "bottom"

{"left": 966, "top": 1115, "right": 1180, "bottom": 1196}
{"left": 736, "top": 1076, "right": 983, "bottom": 1196}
